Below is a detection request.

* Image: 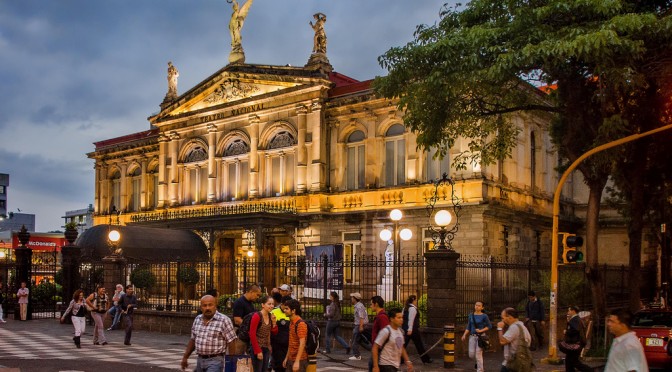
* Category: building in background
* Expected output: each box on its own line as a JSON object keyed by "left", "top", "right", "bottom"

{"left": 0, "top": 174, "right": 36, "bottom": 232}
{"left": 62, "top": 204, "right": 95, "bottom": 233}
{"left": 0, "top": 174, "right": 7, "bottom": 218}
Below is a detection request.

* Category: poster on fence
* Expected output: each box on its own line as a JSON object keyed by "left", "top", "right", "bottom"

{"left": 303, "top": 244, "right": 344, "bottom": 299}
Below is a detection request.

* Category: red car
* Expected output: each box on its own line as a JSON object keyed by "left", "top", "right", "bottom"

{"left": 632, "top": 309, "right": 672, "bottom": 369}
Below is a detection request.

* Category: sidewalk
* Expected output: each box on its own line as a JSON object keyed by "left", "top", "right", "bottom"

{"left": 319, "top": 338, "right": 605, "bottom": 371}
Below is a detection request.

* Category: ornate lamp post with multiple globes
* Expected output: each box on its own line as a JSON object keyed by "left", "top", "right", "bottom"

{"left": 379, "top": 209, "right": 412, "bottom": 302}
{"left": 426, "top": 173, "right": 462, "bottom": 251}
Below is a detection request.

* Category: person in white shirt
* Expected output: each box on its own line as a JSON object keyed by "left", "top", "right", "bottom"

{"left": 604, "top": 309, "right": 648, "bottom": 372}
{"left": 372, "top": 308, "right": 413, "bottom": 372}
{"left": 497, "top": 307, "right": 532, "bottom": 371}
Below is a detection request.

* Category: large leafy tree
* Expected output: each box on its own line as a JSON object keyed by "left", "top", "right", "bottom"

{"left": 375, "top": 0, "right": 672, "bottom": 314}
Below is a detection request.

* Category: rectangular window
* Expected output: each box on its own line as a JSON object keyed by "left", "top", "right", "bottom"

{"left": 112, "top": 179, "right": 121, "bottom": 210}
{"left": 347, "top": 144, "right": 365, "bottom": 190}
{"left": 385, "top": 139, "right": 406, "bottom": 186}
{"left": 188, "top": 168, "right": 198, "bottom": 204}
{"left": 239, "top": 160, "right": 249, "bottom": 199}
{"left": 271, "top": 157, "right": 281, "bottom": 196}
{"left": 131, "top": 177, "right": 141, "bottom": 211}
{"left": 152, "top": 174, "right": 159, "bottom": 208}
{"left": 426, "top": 147, "right": 450, "bottom": 182}
{"left": 0, "top": 186, "right": 5, "bottom": 194}
{"left": 285, "top": 153, "right": 295, "bottom": 194}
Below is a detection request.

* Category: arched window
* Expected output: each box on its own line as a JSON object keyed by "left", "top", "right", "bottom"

{"left": 347, "top": 130, "right": 365, "bottom": 190}
{"left": 385, "top": 124, "right": 406, "bottom": 186}
{"left": 426, "top": 147, "right": 450, "bottom": 182}
{"left": 129, "top": 167, "right": 142, "bottom": 212}
{"left": 266, "top": 131, "right": 296, "bottom": 196}
{"left": 222, "top": 139, "right": 250, "bottom": 201}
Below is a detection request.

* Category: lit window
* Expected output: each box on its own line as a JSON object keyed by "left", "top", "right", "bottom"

{"left": 385, "top": 124, "right": 406, "bottom": 186}
{"left": 347, "top": 131, "right": 365, "bottom": 190}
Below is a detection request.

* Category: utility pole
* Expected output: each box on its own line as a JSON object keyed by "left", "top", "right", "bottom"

{"left": 546, "top": 123, "right": 672, "bottom": 361}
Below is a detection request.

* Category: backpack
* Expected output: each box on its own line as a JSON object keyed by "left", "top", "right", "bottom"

{"left": 294, "top": 319, "right": 321, "bottom": 355}
{"left": 376, "top": 325, "right": 393, "bottom": 359}
{"left": 507, "top": 324, "right": 533, "bottom": 372}
{"left": 237, "top": 311, "right": 267, "bottom": 344}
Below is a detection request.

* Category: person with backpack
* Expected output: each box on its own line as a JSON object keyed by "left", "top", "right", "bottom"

{"left": 402, "top": 295, "right": 433, "bottom": 364}
{"left": 283, "top": 299, "right": 308, "bottom": 372}
{"left": 247, "top": 295, "right": 277, "bottom": 372}
{"left": 497, "top": 307, "right": 532, "bottom": 372}
{"left": 323, "top": 291, "right": 349, "bottom": 354}
{"left": 368, "top": 295, "right": 389, "bottom": 372}
{"left": 372, "top": 308, "right": 414, "bottom": 372}
{"left": 270, "top": 294, "right": 291, "bottom": 372}
{"left": 561, "top": 305, "right": 592, "bottom": 372}
{"left": 85, "top": 286, "right": 109, "bottom": 345}
{"left": 461, "top": 301, "right": 492, "bottom": 372}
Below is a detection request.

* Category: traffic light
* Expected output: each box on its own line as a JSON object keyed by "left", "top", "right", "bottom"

{"left": 562, "top": 233, "right": 584, "bottom": 263}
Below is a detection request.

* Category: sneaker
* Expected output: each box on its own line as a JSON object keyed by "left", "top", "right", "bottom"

{"left": 321, "top": 349, "right": 329, "bottom": 354}
{"left": 0, "top": 320, "right": 6, "bottom": 323}
{"left": 348, "top": 355, "right": 361, "bottom": 361}
{"left": 106, "top": 327, "right": 113, "bottom": 331}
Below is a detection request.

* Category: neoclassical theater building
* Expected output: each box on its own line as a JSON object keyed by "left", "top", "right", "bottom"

{"left": 87, "top": 16, "right": 649, "bottom": 294}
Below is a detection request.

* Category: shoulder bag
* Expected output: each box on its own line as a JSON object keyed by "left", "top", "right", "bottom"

{"left": 471, "top": 313, "right": 490, "bottom": 350}
{"left": 507, "top": 324, "right": 533, "bottom": 372}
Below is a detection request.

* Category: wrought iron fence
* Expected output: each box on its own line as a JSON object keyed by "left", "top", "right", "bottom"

{"left": 80, "top": 254, "right": 655, "bottom": 326}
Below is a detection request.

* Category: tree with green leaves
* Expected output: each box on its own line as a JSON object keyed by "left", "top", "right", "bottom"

{"left": 375, "top": 0, "right": 672, "bottom": 314}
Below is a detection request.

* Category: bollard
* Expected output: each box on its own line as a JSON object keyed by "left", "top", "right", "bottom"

{"left": 306, "top": 354, "right": 317, "bottom": 372}
{"left": 443, "top": 324, "right": 455, "bottom": 368}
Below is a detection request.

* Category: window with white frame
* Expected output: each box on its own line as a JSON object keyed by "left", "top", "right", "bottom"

{"left": 266, "top": 131, "right": 295, "bottom": 197}
{"left": 129, "top": 167, "right": 141, "bottom": 212}
{"left": 342, "top": 231, "right": 361, "bottom": 284}
{"left": 222, "top": 139, "right": 250, "bottom": 201}
{"left": 385, "top": 124, "right": 406, "bottom": 186}
{"left": 347, "top": 130, "right": 365, "bottom": 190}
{"left": 426, "top": 147, "right": 450, "bottom": 183}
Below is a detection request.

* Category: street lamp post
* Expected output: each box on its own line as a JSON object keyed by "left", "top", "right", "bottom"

{"left": 379, "top": 209, "right": 412, "bottom": 302}
{"left": 426, "top": 173, "right": 462, "bottom": 251}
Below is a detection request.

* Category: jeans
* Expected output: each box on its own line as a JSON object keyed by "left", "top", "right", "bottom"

{"left": 249, "top": 346, "right": 270, "bottom": 372}
{"left": 525, "top": 320, "right": 544, "bottom": 350}
{"left": 90, "top": 311, "right": 107, "bottom": 344}
{"left": 72, "top": 316, "right": 86, "bottom": 337}
{"left": 124, "top": 313, "right": 133, "bottom": 344}
{"left": 468, "top": 334, "right": 484, "bottom": 372}
{"left": 196, "top": 355, "right": 225, "bottom": 372}
{"left": 0, "top": 303, "right": 4, "bottom": 321}
{"left": 351, "top": 326, "right": 362, "bottom": 356}
{"left": 325, "top": 320, "right": 349, "bottom": 352}
{"left": 108, "top": 305, "right": 122, "bottom": 329}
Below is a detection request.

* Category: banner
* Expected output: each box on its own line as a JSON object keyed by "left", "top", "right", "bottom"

{"left": 303, "top": 244, "right": 343, "bottom": 299}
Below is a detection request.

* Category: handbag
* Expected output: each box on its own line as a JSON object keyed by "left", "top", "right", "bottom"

{"left": 507, "top": 324, "right": 533, "bottom": 372}
{"left": 558, "top": 340, "right": 582, "bottom": 353}
{"left": 470, "top": 313, "right": 491, "bottom": 350}
{"left": 236, "top": 356, "right": 251, "bottom": 372}
{"left": 477, "top": 332, "right": 490, "bottom": 350}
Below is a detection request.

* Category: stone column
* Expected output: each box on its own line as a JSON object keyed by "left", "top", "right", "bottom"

{"left": 296, "top": 105, "right": 308, "bottom": 194}
{"left": 248, "top": 115, "right": 260, "bottom": 198}
{"left": 309, "top": 102, "right": 324, "bottom": 192}
{"left": 14, "top": 226, "right": 32, "bottom": 320}
{"left": 61, "top": 228, "right": 81, "bottom": 303}
{"left": 423, "top": 250, "right": 460, "bottom": 329}
{"left": 103, "top": 255, "right": 127, "bottom": 298}
{"left": 169, "top": 132, "right": 180, "bottom": 206}
{"left": 207, "top": 124, "right": 218, "bottom": 203}
{"left": 94, "top": 164, "right": 101, "bottom": 214}
{"left": 158, "top": 134, "right": 169, "bottom": 208}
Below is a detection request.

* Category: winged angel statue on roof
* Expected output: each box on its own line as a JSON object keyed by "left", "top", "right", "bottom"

{"left": 228, "top": 0, "right": 254, "bottom": 64}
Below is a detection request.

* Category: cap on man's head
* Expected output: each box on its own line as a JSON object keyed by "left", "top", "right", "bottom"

{"left": 350, "top": 292, "right": 362, "bottom": 300}
{"left": 279, "top": 284, "right": 291, "bottom": 291}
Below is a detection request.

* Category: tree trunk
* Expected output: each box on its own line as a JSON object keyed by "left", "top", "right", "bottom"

{"left": 586, "top": 181, "right": 608, "bottom": 317}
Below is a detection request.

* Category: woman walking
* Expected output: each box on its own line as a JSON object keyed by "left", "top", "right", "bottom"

{"left": 86, "top": 286, "right": 109, "bottom": 345}
{"left": 461, "top": 301, "right": 492, "bottom": 372}
{"left": 61, "top": 289, "right": 87, "bottom": 348}
{"left": 323, "top": 291, "right": 350, "bottom": 354}
{"left": 402, "top": 295, "right": 433, "bottom": 364}
{"left": 248, "top": 295, "right": 277, "bottom": 372}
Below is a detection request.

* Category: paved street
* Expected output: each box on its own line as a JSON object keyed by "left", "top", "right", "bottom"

{"left": 0, "top": 317, "right": 603, "bottom": 371}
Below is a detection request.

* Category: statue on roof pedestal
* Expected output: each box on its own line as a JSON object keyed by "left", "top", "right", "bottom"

{"left": 305, "top": 12, "right": 332, "bottom": 74}
{"left": 162, "top": 61, "right": 179, "bottom": 107}
{"left": 228, "top": 0, "right": 254, "bottom": 64}
{"left": 310, "top": 13, "right": 327, "bottom": 54}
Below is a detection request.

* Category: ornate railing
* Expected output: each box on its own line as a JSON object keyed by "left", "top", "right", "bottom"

{"left": 129, "top": 199, "right": 297, "bottom": 223}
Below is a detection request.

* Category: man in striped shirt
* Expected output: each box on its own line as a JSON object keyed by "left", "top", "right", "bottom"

{"left": 181, "top": 295, "right": 237, "bottom": 371}
{"left": 283, "top": 299, "right": 308, "bottom": 372}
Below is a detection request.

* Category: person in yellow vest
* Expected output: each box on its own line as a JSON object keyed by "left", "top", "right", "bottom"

{"left": 270, "top": 294, "right": 291, "bottom": 372}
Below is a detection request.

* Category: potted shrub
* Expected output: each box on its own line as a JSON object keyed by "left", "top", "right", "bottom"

{"left": 64, "top": 221, "right": 79, "bottom": 244}
{"left": 177, "top": 266, "right": 200, "bottom": 307}
{"left": 130, "top": 268, "right": 156, "bottom": 303}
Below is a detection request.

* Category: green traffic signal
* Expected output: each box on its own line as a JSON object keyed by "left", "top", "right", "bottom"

{"left": 561, "top": 233, "right": 584, "bottom": 263}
